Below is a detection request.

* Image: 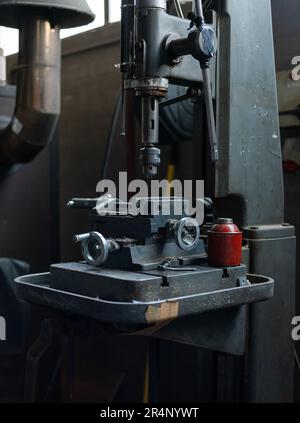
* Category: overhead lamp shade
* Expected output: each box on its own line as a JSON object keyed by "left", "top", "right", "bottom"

{"left": 0, "top": 0, "right": 95, "bottom": 28}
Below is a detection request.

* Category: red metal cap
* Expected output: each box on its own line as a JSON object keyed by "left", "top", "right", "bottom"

{"left": 210, "top": 218, "right": 242, "bottom": 234}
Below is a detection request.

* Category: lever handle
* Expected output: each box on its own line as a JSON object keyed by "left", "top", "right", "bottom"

{"left": 202, "top": 66, "right": 219, "bottom": 162}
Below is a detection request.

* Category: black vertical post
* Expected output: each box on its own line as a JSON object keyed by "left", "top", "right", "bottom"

{"left": 105, "top": 0, "right": 110, "bottom": 24}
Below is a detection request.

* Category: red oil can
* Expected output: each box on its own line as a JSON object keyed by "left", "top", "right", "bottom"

{"left": 207, "top": 218, "right": 243, "bottom": 267}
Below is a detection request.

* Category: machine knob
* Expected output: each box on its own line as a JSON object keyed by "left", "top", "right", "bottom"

{"left": 74, "top": 232, "right": 118, "bottom": 267}
{"left": 174, "top": 218, "right": 200, "bottom": 251}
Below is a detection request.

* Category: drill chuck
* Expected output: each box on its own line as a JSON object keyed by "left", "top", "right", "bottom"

{"left": 140, "top": 146, "right": 161, "bottom": 178}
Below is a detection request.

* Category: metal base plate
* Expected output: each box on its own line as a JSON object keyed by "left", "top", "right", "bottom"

{"left": 50, "top": 262, "right": 247, "bottom": 302}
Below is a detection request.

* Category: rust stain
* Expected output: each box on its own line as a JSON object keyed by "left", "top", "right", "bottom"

{"left": 145, "top": 301, "right": 179, "bottom": 324}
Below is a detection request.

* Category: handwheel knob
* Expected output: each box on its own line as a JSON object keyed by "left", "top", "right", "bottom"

{"left": 175, "top": 217, "right": 200, "bottom": 251}
{"left": 74, "top": 232, "right": 111, "bottom": 266}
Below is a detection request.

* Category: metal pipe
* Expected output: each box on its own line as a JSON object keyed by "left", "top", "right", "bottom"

{"left": 0, "top": 16, "right": 61, "bottom": 166}
{"left": 173, "top": 0, "right": 184, "bottom": 18}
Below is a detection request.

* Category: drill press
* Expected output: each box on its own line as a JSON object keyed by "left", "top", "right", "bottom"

{"left": 14, "top": 0, "right": 295, "bottom": 402}
{"left": 22, "top": 0, "right": 274, "bottom": 310}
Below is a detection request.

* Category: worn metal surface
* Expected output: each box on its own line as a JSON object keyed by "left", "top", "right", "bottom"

{"left": 153, "top": 306, "right": 248, "bottom": 355}
{"left": 284, "top": 173, "right": 300, "bottom": 402}
{"left": 14, "top": 272, "right": 274, "bottom": 327}
{"left": 210, "top": 0, "right": 296, "bottom": 402}
{"left": 245, "top": 226, "right": 296, "bottom": 403}
{"left": 135, "top": 7, "right": 206, "bottom": 86}
{"left": 50, "top": 262, "right": 246, "bottom": 302}
{"left": 215, "top": 0, "right": 284, "bottom": 227}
